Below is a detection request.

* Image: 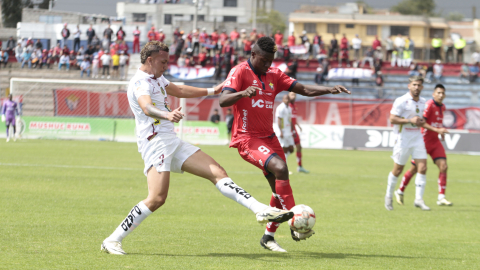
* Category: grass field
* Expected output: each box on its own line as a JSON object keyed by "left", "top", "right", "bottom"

{"left": 1, "top": 139, "right": 479, "bottom": 269}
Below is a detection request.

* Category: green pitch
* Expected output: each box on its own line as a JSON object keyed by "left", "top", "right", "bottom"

{"left": 1, "top": 140, "right": 479, "bottom": 269}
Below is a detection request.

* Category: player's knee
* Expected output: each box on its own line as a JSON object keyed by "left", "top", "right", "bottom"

{"left": 440, "top": 163, "right": 448, "bottom": 173}
{"left": 148, "top": 195, "right": 167, "bottom": 211}
{"left": 272, "top": 163, "right": 289, "bottom": 179}
{"left": 212, "top": 163, "right": 228, "bottom": 180}
{"left": 418, "top": 165, "right": 427, "bottom": 174}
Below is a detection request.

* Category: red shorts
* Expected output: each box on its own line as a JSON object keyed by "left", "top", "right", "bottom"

{"left": 411, "top": 140, "right": 446, "bottom": 165}
{"left": 234, "top": 136, "right": 286, "bottom": 176}
{"left": 293, "top": 129, "right": 301, "bottom": 145}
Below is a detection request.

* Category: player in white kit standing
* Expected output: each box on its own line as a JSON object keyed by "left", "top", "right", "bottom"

{"left": 385, "top": 76, "right": 431, "bottom": 211}
{"left": 275, "top": 94, "right": 295, "bottom": 159}
{"left": 101, "top": 41, "right": 293, "bottom": 255}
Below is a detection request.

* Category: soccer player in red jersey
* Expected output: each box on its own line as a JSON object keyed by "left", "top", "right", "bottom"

{"left": 219, "top": 37, "right": 350, "bottom": 252}
{"left": 288, "top": 92, "right": 309, "bottom": 173}
{"left": 395, "top": 84, "right": 452, "bottom": 206}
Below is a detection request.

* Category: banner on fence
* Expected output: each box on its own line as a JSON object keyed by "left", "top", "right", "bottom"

{"left": 168, "top": 65, "right": 216, "bottom": 80}
{"left": 327, "top": 68, "right": 373, "bottom": 79}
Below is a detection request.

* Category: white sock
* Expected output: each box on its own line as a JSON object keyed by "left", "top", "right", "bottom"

{"left": 415, "top": 173, "right": 427, "bottom": 200}
{"left": 215, "top": 178, "right": 267, "bottom": 214}
{"left": 285, "top": 151, "right": 290, "bottom": 159}
{"left": 106, "top": 201, "right": 152, "bottom": 242}
{"left": 438, "top": 194, "right": 445, "bottom": 200}
{"left": 264, "top": 229, "right": 275, "bottom": 237}
{"left": 386, "top": 172, "right": 398, "bottom": 198}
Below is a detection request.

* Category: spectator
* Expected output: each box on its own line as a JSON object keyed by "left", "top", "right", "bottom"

{"left": 288, "top": 32, "right": 295, "bottom": 47}
{"left": 191, "top": 29, "right": 200, "bottom": 55}
{"left": 408, "top": 62, "right": 421, "bottom": 76}
{"left": 116, "top": 26, "right": 126, "bottom": 41}
{"left": 177, "top": 54, "right": 186, "bottom": 67}
{"left": 406, "top": 36, "right": 415, "bottom": 58}
{"left": 15, "top": 43, "right": 23, "bottom": 63}
{"left": 374, "top": 46, "right": 383, "bottom": 62}
{"left": 459, "top": 63, "right": 470, "bottom": 83}
{"left": 62, "top": 45, "right": 70, "bottom": 56}
{"left": 91, "top": 35, "right": 100, "bottom": 50}
{"left": 361, "top": 47, "right": 374, "bottom": 68}
{"left": 118, "top": 40, "right": 128, "bottom": 53}
{"left": 285, "top": 59, "right": 298, "bottom": 79}
{"left": 84, "top": 45, "right": 95, "bottom": 58}
{"left": 73, "top": 25, "right": 81, "bottom": 52}
{"left": 100, "top": 50, "right": 111, "bottom": 79}
{"left": 316, "top": 46, "right": 327, "bottom": 63}
{"left": 198, "top": 49, "right": 207, "bottom": 67}
{"left": 424, "top": 63, "right": 434, "bottom": 83}
{"left": 52, "top": 43, "right": 62, "bottom": 64}
{"left": 77, "top": 45, "right": 85, "bottom": 55}
{"left": 34, "top": 39, "right": 43, "bottom": 51}
{"left": 339, "top": 47, "right": 349, "bottom": 67}
{"left": 58, "top": 53, "right": 70, "bottom": 71}
{"left": 86, "top": 24, "right": 96, "bottom": 45}
{"left": 249, "top": 28, "right": 258, "bottom": 43}
{"left": 385, "top": 36, "right": 394, "bottom": 62}
{"left": 175, "top": 35, "right": 185, "bottom": 62}
{"left": 454, "top": 36, "right": 466, "bottom": 63}
{"left": 213, "top": 52, "right": 222, "bottom": 81}
{"left": 21, "top": 37, "right": 27, "bottom": 48}
{"left": 375, "top": 71, "right": 384, "bottom": 87}
{"left": 68, "top": 50, "right": 77, "bottom": 68}
{"left": 210, "top": 109, "right": 220, "bottom": 124}
{"left": 132, "top": 26, "right": 141, "bottom": 53}
{"left": 31, "top": 48, "right": 42, "bottom": 68}
{"left": 468, "top": 63, "right": 479, "bottom": 83}
{"left": 283, "top": 45, "right": 291, "bottom": 63}
{"left": 239, "top": 29, "right": 247, "bottom": 44}
{"left": 41, "top": 49, "right": 49, "bottom": 69}
{"left": 219, "top": 30, "right": 228, "bottom": 50}
{"left": 431, "top": 35, "right": 442, "bottom": 61}
{"left": 373, "top": 59, "right": 382, "bottom": 74}
{"left": 112, "top": 51, "right": 120, "bottom": 78}
{"left": 394, "top": 34, "right": 405, "bottom": 59}
{"left": 211, "top": 29, "right": 219, "bottom": 53}
{"left": 185, "top": 55, "right": 195, "bottom": 67}
{"left": 47, "top": 49, "right": 55, "bottom": 68}
{"left": 445, "top": 37, "right": 454, "bottom": 63}
{"left": 352, "top": 34, "right": 362, "bottom": 60}
{"left": 433, "top": 60, "right": 443, "bottom": 82}
{"left": 225, "top": 108, "right": 234, "bottom": 137}
{"left": 274, "top": 30, "right": 284, "bottom": 48}
{"left": 329, "top": 34, "right": 338, "bottom": 59}
{"left": 119, "top": 51, "right": 129, "bottom": 80}
{"left": 148, "top": 27, "right": 156, "bottom": 41}
{"left": 372, "top": 35, "right": 381, "bottom": 50}
{"left": 230, "top": 27, "right": 240, "bottom": 51}
{"left": 0, "top": 50, "right": 9, "bottom": 68}
{"left": 103, "top": 24, "right": 114, "bottom": 47}
{"left": 340, "top": 34, "right": 348, "bottom": 51}
{"left": 402, "top": 49, "right": 412, "bottom": 67}
{"left": 6, "top": 36, "right": 16, "bottom": 53}
{"left": 76, "top": 51, "right": 84, "bottom": 68}
{"left": 224, "top": 54, "right": 232, "bottom": 80}
{"left": 300, "top": 30, "right": 309, "bottom": 45}
{"left": 60, "top": 23, "right": 70, "bottom": 47}
{"left": 80, "top": 57, "right": 91, "bottom": 78}
{"left": 102, "top": 35, "right": 110, "bottom": 51}
{"left": 222, "top": 39, "right": 234, "bottom": 60}
{"left": 243, "top": 37, "right": 252, "bottom": 57}
{"left": 21, "top": 46, "right": 33, "bottom": 69}
{"left": 173, "top": 27, "right": 181, "bottom": 44}
{"left": 92, "top": 55, "right": 100, "bottom": 78}
{"left": 471, "top": 50, "right": 480, "bottom": 64}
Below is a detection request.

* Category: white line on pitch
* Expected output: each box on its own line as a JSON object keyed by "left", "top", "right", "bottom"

{"left": 0, "top": 162, "right": 139, "bottom": 171}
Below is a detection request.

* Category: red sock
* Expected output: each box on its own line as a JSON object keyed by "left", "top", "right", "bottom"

{"left": 399, "top": 171, "right": 413, "bottom": 192}
{"left": 296, "top": 152, "right": 302, "bottom": 167}
{"left": 275, "top": 180, "right": 296, "bottom": 210}
{"left": 266, "top": 194, "right": 283, "bottom": 233}
{"left": 438, "top": 172, "right": 447, "bottom": 195}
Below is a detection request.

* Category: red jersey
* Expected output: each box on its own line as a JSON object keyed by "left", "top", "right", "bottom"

{"left": 211, "top": 32, "right": 219, "bottom": 43}
{"left": 230, "top": 31, "right": 240, "bottom": 41}
{"left": 274, "top": 33, "right": 283, "bottom": 45}
{"left": 147, "top": 30, "right": 156, "bottom": 41}
{"left": 133, "top": 30, "right": 140, "bottom": 40}
{"left": 222, "top": 59, "right": 298, "bottom": 147}
{"left": 288, "top": 35, "right": 295, "bottom": 46}
{"left": 158, "top": 33, "right": 165, "bottom": 42}
{"left": 422, "top": 99, "right": 445, "bottom": 143}
{"left": 289, "top": 102, "right": 298, "bottom": 127}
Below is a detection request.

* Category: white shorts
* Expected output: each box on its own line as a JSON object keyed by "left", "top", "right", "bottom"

{"left": 391, "top": 144, "right": 427, "bottom": 165}
{"left": 278, "top": 135, "right": 294, "bottom": 148}
{"left": 142, "top": 135, "right": 200, "bottom": 176}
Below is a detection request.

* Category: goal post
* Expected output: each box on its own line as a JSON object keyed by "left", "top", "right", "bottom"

{"left": 9, "top": 77, "right": 186, "bottom": 141}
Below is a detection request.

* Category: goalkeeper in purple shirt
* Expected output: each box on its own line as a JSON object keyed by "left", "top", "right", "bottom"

{"left": 1, "top": 94, "right": 19, "bottom": 142}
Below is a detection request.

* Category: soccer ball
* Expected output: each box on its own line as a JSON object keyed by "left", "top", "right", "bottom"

{"left": 288, "top": 204, "right": 316, "bottom": 233}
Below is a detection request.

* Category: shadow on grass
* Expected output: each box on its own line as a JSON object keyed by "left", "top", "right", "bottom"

{"left": 129, "top": 251, "right": 419, "bottom": 260}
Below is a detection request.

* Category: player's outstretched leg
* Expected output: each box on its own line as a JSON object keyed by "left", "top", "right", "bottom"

{"left": 435, "top": 159, "right": 453, "bottom": 206}
{"left": 181, "top": 150, "right": 293, "bottom": 225}
{"left": 102, "top": 169, "right": 168, "bottom": 255}
{"left": 295, "top": 143, "right": 309, "bottom": 174}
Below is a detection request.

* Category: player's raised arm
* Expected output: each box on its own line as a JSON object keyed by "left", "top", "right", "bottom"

{"left": 137, "top": 95, "right": 184, "bottom": 123}
{"left": 290, "top": 82, "right": 351, "bottom": 97}
{"left": 219, "top": 86, "right": 262, "bottom": 107}
{"left": 166, "top": 81, "right": 224, "bottom": 98}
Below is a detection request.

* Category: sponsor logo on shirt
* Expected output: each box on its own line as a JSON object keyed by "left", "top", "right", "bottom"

{"left": 252, "top": 99, "right": 264, "bottom": 108}
{"left": 242, "top": 109, "right": 248, "bottom": 132}
{"left": 252, "top": 80, "right": 258, "bottom": 86}
{"left": 225, "top": 80, "right": 232, "bottom": 86}
{"left": 229, "top": 68, "right": 236, "bottom": 76}
{"left": 269, "top": 82, "right": 274, "bottom": 91}
{"left": 135, "top": 80, "right": 141, "bottom": 87}
{"left": 65, "top": 94, "right": 80, "bottom": 111}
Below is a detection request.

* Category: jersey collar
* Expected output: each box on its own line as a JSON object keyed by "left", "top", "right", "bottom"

{"left": 137, "top": 68, "right": 156, "bottom": 79}
{"left": 432, "top": 98, "right": 443, "bottom": 107}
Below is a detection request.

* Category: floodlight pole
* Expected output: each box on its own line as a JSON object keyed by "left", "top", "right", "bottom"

{"left": 252, "top": 0, "right": 257, "bottom": 29}
{"left": 193, "top": 0, "right": 199, "bottom": 31}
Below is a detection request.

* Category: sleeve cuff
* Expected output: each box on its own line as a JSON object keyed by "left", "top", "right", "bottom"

{"left": 222, "top": 87, "right": 237, "bottom": 93}
{"left": 287, "top": 80, "right": 298, "bottom": 92}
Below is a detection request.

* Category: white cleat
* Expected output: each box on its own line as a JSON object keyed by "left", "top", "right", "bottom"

{"left": 394, "top": 190, "right": 404, "bottom": 205}
{"left": 297, "top": 166, "right": 310, "bottom": 174}
{"left": 291, "top": 229, "right": 315, "bottom": 242}
{"left": 414, "top": 199, "right": 431, "bottom": 211}
{"left": 101, "top": 240, "right": 126, "bottom": 255}
{"left": 437, "top": 198, "right": 453, "bottom": 206}
{"left": 385, "top": 196, "right": 393, "bottom": 211}
{"left": 260, "top": 235, "right": 287, "bottom": 252}
{"left": 256, "top": 207, "right": 294, "bottom": 225}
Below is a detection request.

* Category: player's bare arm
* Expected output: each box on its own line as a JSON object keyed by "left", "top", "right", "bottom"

{"left": 138, "top": 95, "right": 184, "bottom": 123}
{"left": 291, "top": 82, "right": 351, "bottom": 97}
{"left": 219, "top": 86, "right": 262, "bottom": 107}
{"left": 389, "top": 114, "right": 424, "bottom": 126}
{"left": 166, "top": 81, "right": 225, "bottom": 98}
{"left": 422, "top": 122, "right": 449, "bottom": 135}
{"left": 277, "top": 117, "right": 284, "bottom": 138}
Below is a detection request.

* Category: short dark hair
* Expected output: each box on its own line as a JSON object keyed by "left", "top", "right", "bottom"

{"left": 140, "top": 41, "right": 169, "bottom": 64}
{"left": 434, "top": 84, "right": 446, "bottom": 91}
{"left": 255, "top": 36, "right": 277, "bottom": 54}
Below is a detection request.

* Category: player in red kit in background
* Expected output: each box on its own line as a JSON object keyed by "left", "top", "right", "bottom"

{"left": 133, "top": 26, "right": 141, "bottom": 53}
{"left": 395, "top": 84, "right": 452, "bottom": 206}
{"left": 288, "top": 92, "right": 309, "bottom": 173}
{"left": 219, "top": 37, "right": 350, "bottom": 252}
{"left": 147, "top": 27, "right": 156, "bottom": 42}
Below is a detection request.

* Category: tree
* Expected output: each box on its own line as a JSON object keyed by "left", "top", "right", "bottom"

{"left": 256, "top": 9, "right": 286, "bottom": 35}
{"left": 356, "top": 1, "right": 374, "bottom": 14}
{"left": 2, "top": 0, "right": 52, "bottom": 28}
{"left": 446, "top": 12, "right": 464, "bottom": 22}
{"left": 390, "top": 0, "right": 436, "bottom": 16}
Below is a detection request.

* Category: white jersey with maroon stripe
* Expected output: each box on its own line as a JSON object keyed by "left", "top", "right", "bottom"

{"left": 127, "top": 69, "right": 175, "bottom": 157}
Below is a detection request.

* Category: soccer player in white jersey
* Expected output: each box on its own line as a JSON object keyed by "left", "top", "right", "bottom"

{"left": 275, "top": 94, "right": 294, "bottom": 159}
{"left": 385, "top": 76, "right": 443, "bottom": 211}
{"left": 101, "top": 41, "right": 293, "bottom": 255}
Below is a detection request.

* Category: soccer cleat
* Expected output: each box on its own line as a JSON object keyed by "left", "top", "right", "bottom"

{"left": 385, "top": 196, "right": 393, "bottom": 211}
{"left": 260, "top": 235, "right": 287, "bottom": 252}
{"left": 414, "top": 199, "right": 431, "bottom": 211}
{"left": 101, "top": 240, "right": 126, "bottom": 255}
{"left": 394, "top": 190, "right": 404, "bottom": 205}
{"left": 291, "top": 229, "right": 315, "bottom": 242}
{"left": 289, "top": 171, "right": 293, "bottom": 175}
{"left": 6, "top": 137, "right": 10, "bottom": 142}
{"left": 437, "top": 198, "right": 453, "bottom": 206}
{"left": 256, "top": 207, "right": 294, "bottom": 225}
{"left": 297, "top": 167, "right": 310, "bottom": 174}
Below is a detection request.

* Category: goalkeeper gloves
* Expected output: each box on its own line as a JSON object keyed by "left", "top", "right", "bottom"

{"left": 1, "top": 114, "right": 5, "bottom": 122}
